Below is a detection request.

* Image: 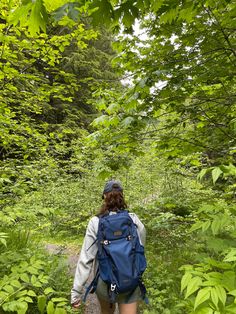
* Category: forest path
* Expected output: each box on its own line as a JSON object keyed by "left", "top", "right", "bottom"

{"left": 45, "top": 243, "right": 119, "bottom": 314}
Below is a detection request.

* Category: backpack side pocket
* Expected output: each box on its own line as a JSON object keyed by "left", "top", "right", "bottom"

{"left": 135, "top": 244, "right": 147, "bottom": 275}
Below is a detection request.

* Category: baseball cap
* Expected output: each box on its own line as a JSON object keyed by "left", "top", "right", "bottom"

{"left": 103, "top": 180, "right": 123, "bottom": 195}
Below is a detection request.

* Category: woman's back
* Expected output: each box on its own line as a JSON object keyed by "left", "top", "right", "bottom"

{"left": 71, "top": 180, "right": 147, "bottom": 314}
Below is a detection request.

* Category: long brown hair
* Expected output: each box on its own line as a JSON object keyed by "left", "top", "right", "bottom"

{"left": 99, "top": 190, "right": 127, "bottom": 215}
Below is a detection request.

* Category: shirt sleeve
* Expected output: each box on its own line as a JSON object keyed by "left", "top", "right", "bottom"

{"left": 71, "top": 216, "right": 98, "bottom": 304}
{"left": 130, "top": 212, "right": 146, "bottom": 246}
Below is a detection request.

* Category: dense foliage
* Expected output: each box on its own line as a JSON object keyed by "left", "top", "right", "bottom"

{"left": 0, "top": 0, "right": 119, "bottom": 207}
{"left": 1, "top": 0, "right": 236, "bottom": 313}
{"left": 1, "top": 1, "right": 120, "bottom": 313}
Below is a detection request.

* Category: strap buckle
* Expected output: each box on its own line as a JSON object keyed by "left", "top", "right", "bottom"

{"left": 111, "top": 284, "right": 116, "bottom": 292}
{"left": 127, "top": 235, "right": 132, "bottom": 241}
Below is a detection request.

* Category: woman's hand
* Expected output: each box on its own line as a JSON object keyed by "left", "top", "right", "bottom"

{"left": 72, "top": 300, "right": 81, "bottom": 309}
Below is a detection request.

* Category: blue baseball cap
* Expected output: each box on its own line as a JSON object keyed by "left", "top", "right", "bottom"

{"left": 103, "top": 180, "right": 123, "bottom": 195}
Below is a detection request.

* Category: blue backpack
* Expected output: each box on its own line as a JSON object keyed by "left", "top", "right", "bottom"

{"left": 84, "top": 210, "right": 148, "bottom": 303}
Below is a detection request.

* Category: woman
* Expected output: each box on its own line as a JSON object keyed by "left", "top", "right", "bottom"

{"left": 71, "top": 180, "right": 146, "bottom": 314}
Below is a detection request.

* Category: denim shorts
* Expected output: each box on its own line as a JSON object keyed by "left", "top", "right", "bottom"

{"left": 95, "top": 277, "right": 142, "bottom": 304}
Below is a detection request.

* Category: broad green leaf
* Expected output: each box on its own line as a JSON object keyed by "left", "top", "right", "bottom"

{"left": 198, "top": 168, "right": 209, "bottom": 181}
{"left": 207, "top": 272, "right": 222, "bottom": 280}
{"left": 27, "top": 290, "right": 37, "bottom": 297}
{"left": 212, "top": 167, "right": 223, "bottom": 185}
{"left": 54, "top": 308, "right": 66, "bottom": 314}
{"left": 31, "top": 275, "right": 37, "bottom": 285}
{"left": 29, "top": 0, "right": 48, "bottom": 35}
{"left": 11, "top": 280, "right": 21, "bottom": 288}
{"left": 122, "top": 10, "right": 135, "bottom": 28}
{"left": 221, "top": 164, "right": 236, "bottom": 177}
{"left": 210, "top": 287, "right": 219, "bottom": 308}
{"left": 44, "top": 287, "right": 55, "bottom": 295}
{"left": 51, "top": 297, "right": 67, "bottom": 302}
{"left": 215, "top": 285, "right": 226, "bottom": 306}
{"left": 37, "top": 295, "right": 47, "bottom": 314}
{"left": 194, "top": 287, "right": 211, "bottom": 310}
{"left": 221, "top": 271, "right": 235, "bottom": 291}
{"left": 24, "top": 296, "right": 33, "bottom": 303}
{"left": 16, "top": 301, "right": 28, "bottom": 314}
{"left": 27, "top": 266, "right": 38, "bottom": 275}
{"left": 20, "top": 274, "right": 30, "bottom": 283}
{"left": 16, "top": 290, "right": 28, "bottom": 298}
{"left": 194, "top": 308, "right": 213, "bottom": 314}
{"left": 228, "top": 289, "right": 236, "bottom": 296}
{"left": 201, "top": 279, "right": 221, "bottom": 286}
{"left": 51, "top": 2, "right": 78, "bottom": 21}
{"left": 46, "top": 301, "right": 55, "bottom": 314}
{"left": 181, "top": 272, "right": 192, "bottom": 292}
{"left": 185, "top": 276, "right": 202, "bottom": 299}
{"left": 225, "top": 304, "right": 236, "bottom": 313}
{"left": 3, "top": 285, "right": 14, "bottom": 293}
{"left": 9, "top": 3, "right": 32, "bottom": 26}
{"left": 55, "top": 302, "right": 67, "bottom": 307}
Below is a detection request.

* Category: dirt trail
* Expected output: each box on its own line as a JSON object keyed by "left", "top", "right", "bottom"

{"left": 45, "top": 244, "right": 119, "bottom": 314}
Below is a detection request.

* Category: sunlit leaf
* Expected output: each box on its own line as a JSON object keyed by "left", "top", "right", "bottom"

{"left": 194, "top": 287, "right": 211, "bottom": 310}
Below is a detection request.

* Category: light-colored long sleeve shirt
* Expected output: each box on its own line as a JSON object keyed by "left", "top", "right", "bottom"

{"left": 71, "top": 212, "right": 146, "bottom": 304}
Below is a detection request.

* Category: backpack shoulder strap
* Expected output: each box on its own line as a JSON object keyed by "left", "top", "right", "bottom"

{"left": 83, "top": 269, "right": 100, "bottom": 302}
{"left": 138, "top": 280, "right": 149, "bottom": 304}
